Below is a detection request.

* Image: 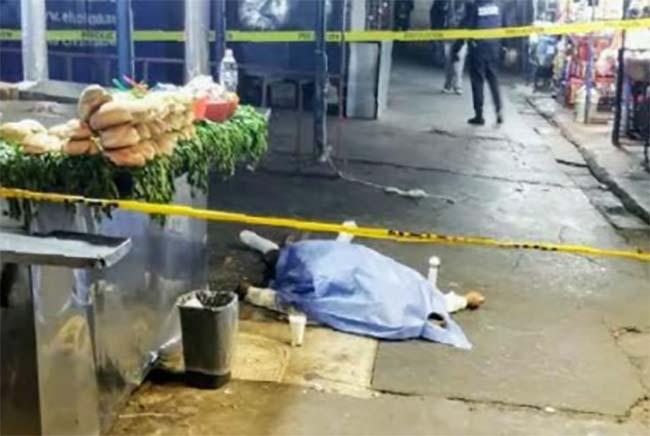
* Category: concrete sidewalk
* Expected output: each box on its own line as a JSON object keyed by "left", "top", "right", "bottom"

{"left": 527, "top": 92, "right": 650, "bottom": 224}
{"left": 114, "top": 61, "right": 650, "bottom": 435}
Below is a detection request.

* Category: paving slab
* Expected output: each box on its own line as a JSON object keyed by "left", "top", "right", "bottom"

{"left": 526, "top": 94, "right": 650, "bottom": 224}
{"left": 373, "top": 310, "right": 644, "bottom": 415}
{"left": 110, "top": 380, "right": 648, "bottom": 436}
{"left": 200, "top": 61, "right": 649, "bottom": 431}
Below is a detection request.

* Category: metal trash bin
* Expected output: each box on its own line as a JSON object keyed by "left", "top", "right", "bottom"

{"left": 178, "top": 290, "right": 238, "bottom": 389}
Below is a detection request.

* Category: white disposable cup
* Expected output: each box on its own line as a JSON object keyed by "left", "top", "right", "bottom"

{"left": 289, "top": 312, "right": 307, "bottom": 347}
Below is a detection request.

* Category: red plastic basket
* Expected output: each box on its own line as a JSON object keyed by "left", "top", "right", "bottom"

{"left": 205, "top": 96, "right": 239, "bottom": 123}
{"left": 193, "top": 97, "right": 208, "bottom": 120}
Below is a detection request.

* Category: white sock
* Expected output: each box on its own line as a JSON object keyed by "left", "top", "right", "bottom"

{"left": 240, "top": 230, "right": 279, "bottom": 254}
{"left": 246, "top": 286, "right": 278, "bottom": 310}
{"left": 444, "top": 291, "right": 468, "bottom": 314}
{"left": 336, "top": 220, "right": 357, "bottom": 243}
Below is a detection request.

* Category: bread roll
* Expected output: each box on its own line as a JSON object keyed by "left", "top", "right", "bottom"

{"left": 22, "top": 133, "right": 62, "bottom": 154}
{"left": 18, "top": 119, "right": 47, "bottom": 134}
{"left": 104, "top": 147, "right": 146, "bottom": 167}
{"left": 168, "top": 132, "right": 180, "bottom": 143}
{"left": 48, "top": 120, "right": 91, "bottom": 142}
{"left": 0, "top": 122, "right": 33, "bottom": 142}
{"left": 154, "top": 134, "right": 175, "bottom": 156}
{"left": 179, "top": 125, "right": 195, "bottom": 141}
{"left": 168, "top": 113, "right": 184, "bottom": 131}
{"left": 89, "top": 101, "right": 134, "bottom": 131}
{"left": 87, "top": 140, "right": 101, "bottom": 155}
{"left": 100, "top": 124, "right": 140, "bottom": 150}
{"left": 68, "top": 119, "right": 92, "bottom": 140}
{"left": 52, "top": 119, "right": 92, "bottom": 141}
{"left": 135, "top": 123, "right": 151, "bottom": 140}
{"left": 122, "top": 100, "right": 154, "bottom": 123}
{"left": 135, "top": 140, "right": 156, "bottom": 161}
{"left": 63, "top": 139, "right": 93, "bottom": 156}
{"left": 150, "top": 119, "right": 169, "bottom": 135}
{"left": 146, "top": 121, "right": 162, "bottom": 137}
{"left": 171, "top": 103, "right": 185, "bottom": 115}
{"left": 154, "top": 102, "right": 170, "bottom": 119}
{"left": 48, "top": 123, "right": 72, "bottom": 139}
{"left": 78, "top": 85, "right": 112, "bottom": 121}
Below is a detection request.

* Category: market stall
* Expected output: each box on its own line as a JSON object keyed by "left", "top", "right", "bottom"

{"left": 620, "top": 3, "right": 650, "bottom": 163}
{"left": 0, "top": 81, "right": 268, "bottom": 435}
{"left": 547, "top": 0, "right": 624, "bottom": 122}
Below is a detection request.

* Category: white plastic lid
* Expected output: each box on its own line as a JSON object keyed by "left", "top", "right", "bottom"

{"left": 429, "top": 256, "right": 441, "bottom": 267}
{"left": 225, "top": 48, "right": 234, "bottom": 57}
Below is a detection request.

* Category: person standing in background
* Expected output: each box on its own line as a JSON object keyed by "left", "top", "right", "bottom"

{"left": 394, "top": 0, "right": 415, "bottom": 31}
{"left": 442, "top": 1, "right": 467, "bottom": 94}
{"left": 453, "top": 0, "right": 504, "bottom": 125}
{"left": 430, "top": 0, "right": 450, "bottom": 67}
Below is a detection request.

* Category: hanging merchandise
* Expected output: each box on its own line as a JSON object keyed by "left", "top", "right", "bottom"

{"left": 562, "top": 34, "right": 616, "bottom": 106}
{"left": 549, "top": 0, "right": 626, "bottom": 117}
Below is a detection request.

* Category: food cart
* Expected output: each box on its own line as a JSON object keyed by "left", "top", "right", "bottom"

{"left": 0, "top": 82, "right": 268, "bottom": 435}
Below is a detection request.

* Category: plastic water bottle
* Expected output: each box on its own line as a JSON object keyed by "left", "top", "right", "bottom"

{"left": 219, "top": 48, "right": 238, "bottom": 93}
{"left": 427, "top": 256, "right": 440, "bottom": 287}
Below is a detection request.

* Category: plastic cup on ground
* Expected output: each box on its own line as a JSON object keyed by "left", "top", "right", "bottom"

{"left": 289, "top": 312, "right": 307, "bottom": 347}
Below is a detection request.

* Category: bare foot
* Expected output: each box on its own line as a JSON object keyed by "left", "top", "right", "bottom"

{"left": 464, "top": 291, "right": 486, "bottom": 310}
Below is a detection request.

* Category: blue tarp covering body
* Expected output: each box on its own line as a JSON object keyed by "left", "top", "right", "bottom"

{"left": 273, "top": 241, "right": 471, "bottom": 349}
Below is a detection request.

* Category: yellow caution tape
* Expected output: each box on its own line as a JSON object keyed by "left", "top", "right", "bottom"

{"left": 0, "top": 29, "right": 21, "bottom": 41}
{"left": 1, "top": 187, "right": 648, "bottom": 263}
{"left": 46, "top": 29, "right": 116, "bottom": 43}
{"left": 0, "top": 18, "right": 649, "bottom": 43}
{"left": 133, "top": 30, "right": 184, "bottom": 42}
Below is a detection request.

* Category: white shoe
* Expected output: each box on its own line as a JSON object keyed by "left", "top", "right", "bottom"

{"left": 442, "top": 87, "right": 454, "bottom": 94}
{"left": 454, "top": 88, "right": 463, "bottom": 95}
{"left": 240, "top": 230, "right": 279, "bottom": 254}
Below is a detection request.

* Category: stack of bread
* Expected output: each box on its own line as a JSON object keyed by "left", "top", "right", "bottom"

{"left": 78, "top": 85, "right": 197, "bottom": 167}
{"left": 48, "top": 119, "right": 99, "bottom": 156}
{"left": 0, "top": 85, "right": 197, "bottom": 166}
{"left": 0, "top": 119, "right": 63, "bottom": 155}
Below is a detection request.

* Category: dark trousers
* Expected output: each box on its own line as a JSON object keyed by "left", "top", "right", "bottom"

{"left": 469, "top": 55, "right": 502, "bottom": 118}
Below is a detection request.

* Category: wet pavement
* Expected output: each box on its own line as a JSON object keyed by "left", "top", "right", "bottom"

{"left": 526, "top": 91, "right": 650, "bottom": 225}
{"left": 114, "top": 60, "right": 650, "bottom": 434}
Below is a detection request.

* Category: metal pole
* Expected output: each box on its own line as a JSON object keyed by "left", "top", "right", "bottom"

{"left": 185, "top": 0, "right": 211, "bottom": 81}
{"left": 612, "top": 0, "right": 630, "bottom": 146}
{"left": 116, "top": 0, "right": 134, "bottom": 79}
{"left": 20, "top": 0, "right": 48, "bottom": 82}
{"left": 214, "top": 0, "right": 227, "bottom": 74}
{"left": 315, "top": 0, "right": 329, "bottom": 160}
{"left": 584, "top": 2, "right": 596, "bottom": 124}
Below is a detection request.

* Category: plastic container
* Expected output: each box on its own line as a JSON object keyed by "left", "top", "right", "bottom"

{"left": 178, "top": 290, "right": 238, "bottom": 389}
{"left": 289, "top": 312, "right": 307, "bottom": 347}
{"left": 193, "top": 97, "right": 208, "bottom": 120}
{"left": 219, "top": 48, "right": 238, "bottom": 93}
{"left": 575, "top": 86, "right": 600, "bottom": 124}
{"left": 205, "top": 96, "right": 239, "bottom": 123}
{"left": 427, "top": 256, "right": 441, "bottom": 287}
